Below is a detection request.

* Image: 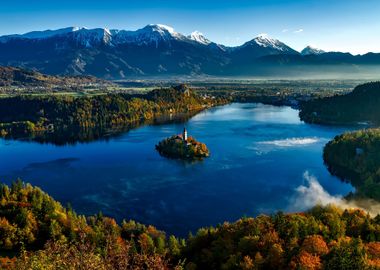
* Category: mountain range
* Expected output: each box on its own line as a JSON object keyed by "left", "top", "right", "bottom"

{"left": 1, "top": 24, "right": 380, "bottom": 79}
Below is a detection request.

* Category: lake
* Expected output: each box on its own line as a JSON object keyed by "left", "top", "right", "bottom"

{"left": 0, "top": 103, "right": 353, "bottom": 236}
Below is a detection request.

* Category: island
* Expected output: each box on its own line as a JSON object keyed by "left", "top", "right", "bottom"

{"left": 156, "top": 127, "right": 209, "bottom": 159}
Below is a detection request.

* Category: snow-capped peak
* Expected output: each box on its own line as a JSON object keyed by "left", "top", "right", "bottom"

{"left": 234, "top": 33, "right": 297, "bottom": 55}
{"left": 256, "top": 33, "right": 270, "bottom": 39}
{"left": 140, "top": 24, "right": 182, "bottom": 38}
{"left": 254, "top": 34, "right": 281, "bottom": 48}
{"left": 103, "top": 28, "right": 111, "bottom": 36}
{"left": 112, "top": 24, "right": 185, "bottom": 47}
{"left": 148, "top": 24, "right": 175, "bottom": 34}
{"left": 189, "top": 31, "right": 211, "bottom": 45}
{"left": 71, "top": 28, "right": 113, "bottom": 47}
{"left": 0, "top": 27, "right": 86, "bottom": 41}
{"left": 301, "top": 45, "right": 325, "bottom": 55}
{"left": 248, "top": 33, "right": 294, "bottom": 52}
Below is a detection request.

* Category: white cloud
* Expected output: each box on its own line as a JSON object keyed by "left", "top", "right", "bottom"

{"left": 282, "top": 29, "right": 289, "bottom": 33}
{"left": 288, "top": 171, "right": 380, "bottom": 217}
{"left": 289, "top": 171, "right": 342, "bottom": 210}
{"left": 293, "top": 29, "right": 304, "bottom": 34}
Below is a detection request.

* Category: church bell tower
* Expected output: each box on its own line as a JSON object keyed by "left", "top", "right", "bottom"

{"left": 183, "top": 127, "right": 188, "bottom": 142}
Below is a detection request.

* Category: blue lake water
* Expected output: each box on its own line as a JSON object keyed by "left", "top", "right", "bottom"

{"left": 0, "top": 103, "right": 353, "bottom": 236}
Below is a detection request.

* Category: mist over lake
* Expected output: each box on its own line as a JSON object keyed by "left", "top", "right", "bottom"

{"left": 0, "top": 103, "right": 353, "bottom": 236}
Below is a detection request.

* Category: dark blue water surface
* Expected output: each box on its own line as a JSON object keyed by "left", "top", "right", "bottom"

{"left": 0, "top": 103, "right": 353, "bottom": 236}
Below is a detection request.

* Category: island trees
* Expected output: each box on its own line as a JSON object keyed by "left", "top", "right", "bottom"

{"left": 156, "top": 129, "right": 209, "bottom": 160}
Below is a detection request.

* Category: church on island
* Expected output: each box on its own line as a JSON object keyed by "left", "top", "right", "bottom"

{"left": 156, "top": 126, "right": 210, "bottom": 159}
{"left": 176, "top": 127, "right": 190, "bottom": 145}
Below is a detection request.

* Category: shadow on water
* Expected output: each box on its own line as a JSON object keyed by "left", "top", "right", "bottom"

{"left": 2, "top": 112, "right": 199, "bottom": 146}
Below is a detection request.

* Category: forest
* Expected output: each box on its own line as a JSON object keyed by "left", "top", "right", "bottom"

{"left": 3, "top": 80, "right": 380, "bottom": 269}
{"left": 1, "top": 181, "right": 380, "bottom": 269}
{"left": 0, "top": 85, "right": 228, "bottom": 141}
{"left": 324, "top": 128, "right": 380, "bottom": 201}
{"left": 299, "top": 82, "right": 380, "bottom": 125}
{"left": 297, "top": 81, "right": 380, "bottom": 201}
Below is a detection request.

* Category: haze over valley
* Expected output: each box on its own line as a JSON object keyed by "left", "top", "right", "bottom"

{"left": 2, "top": 1, "right": 380, "bottom": 269}
{"left": 2, "top": 24, "right": 380, "bottom": 79}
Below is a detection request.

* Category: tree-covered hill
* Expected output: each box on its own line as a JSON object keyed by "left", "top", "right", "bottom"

{"left": 324, "top": 128, "right": 380, "bottom": 201}
{"left": 0, "top": 180, "right": 183, "bottom": 269}
{"left": 299, "top": 82, "right": 380, "bottom": 125}
{"left": 183, "top": 207, "right": 380, "bottom": 270}
{"left": 0, "top": 84, "right": 228, "bottom": 142}
{"left": 299, "top": 82, "right": 380, "bottom": 201}
{"left": 0, "top": 66, "right": 107, "bottom": 87}
{"left": 1, "top": 181, "right": 380, "bottom": 269}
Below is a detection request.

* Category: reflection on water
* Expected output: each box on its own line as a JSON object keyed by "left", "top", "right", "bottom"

{"left": 3, "top": 112, "right": 199, "bottom": 146}
{"left": 0, "top": 103, "right": 354, "bottom": 236}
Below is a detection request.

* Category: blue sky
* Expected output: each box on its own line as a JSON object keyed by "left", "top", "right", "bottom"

{"left": 2, "top": 0, "right": 380, "bottom": 54}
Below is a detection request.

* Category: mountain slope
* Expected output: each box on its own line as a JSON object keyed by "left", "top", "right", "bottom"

{"left": 301, "top": 46, "right": 326, "bottom": 55}
{"left": 0, "top": 25, "right": 232, "bottom": 77}
{"left": 225, "top": 34, "right": 300, "bottom": 74}
{"left": 0, "top": 66, "right": 107, "bottom": 87}
{"left": 188, "top": 31, "right": 211, "bottom": 45}
{"left": 1, "top": 25, "right": 380, "bottom": 78}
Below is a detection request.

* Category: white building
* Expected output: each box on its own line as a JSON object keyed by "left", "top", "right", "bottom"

{"left": 183, "top": 127, "right": 188, "bottom": 142}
